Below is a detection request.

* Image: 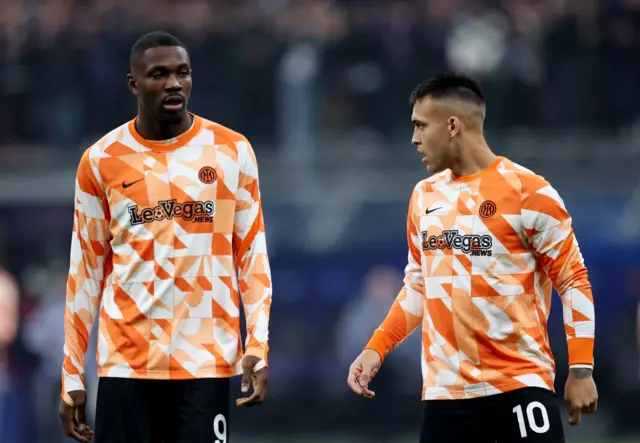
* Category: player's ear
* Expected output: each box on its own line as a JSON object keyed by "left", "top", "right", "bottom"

{"left": 448, "top": 117, "right": 459, "bottom": 138}
{"left": 126, "top": 73, "right": 139, "bottom": 96}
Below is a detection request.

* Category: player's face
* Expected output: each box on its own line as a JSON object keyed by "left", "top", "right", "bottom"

{"left": 411, "top": 98, "right": 453, "bottom": 174}
{"left": 128, "top": 46, "right": 192, "bottom": 125}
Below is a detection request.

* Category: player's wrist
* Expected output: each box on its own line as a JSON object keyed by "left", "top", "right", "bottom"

{"left": 61, "top": 388, "right": 87, "bottom": 407}
{"left": 244, "top": 345, "right": 268, "bottom": 368}
{"left": 364, "top": 330, "right": 395, "bottom": 362}
{"left": 569, "top": 366, "right": 593, "bottom": 379}
{"left": 363, "top": 347, "right": 384, "bottom": 363}
{"left": 61, "top": 392, "right": 77, "bottom": 407}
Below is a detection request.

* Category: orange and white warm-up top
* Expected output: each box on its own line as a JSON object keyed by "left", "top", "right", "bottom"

{"left": 366, "top": 156, "right": 595, "bottom": 400}
{"left": 62, "top": 114, "right": 272, "bottom": 397}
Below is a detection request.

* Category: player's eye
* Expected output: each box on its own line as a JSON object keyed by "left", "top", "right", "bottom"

{"left": 151, "top": 72, "right": 163, "bottom": 79}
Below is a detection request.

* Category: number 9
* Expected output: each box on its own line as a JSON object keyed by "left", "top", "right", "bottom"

{"left": 214, "top": 414, "right": 227, "bottom": 443}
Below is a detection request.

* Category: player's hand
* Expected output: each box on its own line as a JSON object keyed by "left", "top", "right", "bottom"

{"left": 58, "top": 390, "right": 94, "bottom": 442}
{"left": 564, "top": 367, "right": 598, "bottom": 426}
{"left": 236, "top": 355, "right": 268, "bottom": 407}
{"left": 347, "top": 349, "right": 382, "bottom": 399}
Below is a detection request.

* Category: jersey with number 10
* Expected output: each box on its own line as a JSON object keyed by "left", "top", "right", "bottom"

{"left": 366, "top": 156, "right": 595, "bottom": 400}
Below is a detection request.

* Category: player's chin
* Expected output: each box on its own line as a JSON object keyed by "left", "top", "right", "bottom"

{"left": 425, "top": 160, "right": 440, "bottom": 174}
{"left": 158, "top": 109, "right": 187, "bottom": 125}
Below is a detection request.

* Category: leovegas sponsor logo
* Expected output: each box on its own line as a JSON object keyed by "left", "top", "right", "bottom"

{"left": 128, "top": 199, "right": 214, "bottom": 225}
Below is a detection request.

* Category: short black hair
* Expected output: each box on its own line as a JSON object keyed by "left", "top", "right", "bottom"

{"left": 130, "top": 31, "right": 187, "bottom": 68}
{"left": 409, "top": 72, "right": 485, "bottom": 106}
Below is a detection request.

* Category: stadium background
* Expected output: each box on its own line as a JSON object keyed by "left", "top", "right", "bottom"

{"left": 0, "top": 0, "right": 639, "bottom": 442}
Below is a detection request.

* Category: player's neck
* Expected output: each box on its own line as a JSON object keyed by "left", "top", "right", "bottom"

{"left": 135, "top": 112, "right": 193, "bottom": 141}
{"left": 449, "top": 135, "right": 496, "bottom": 178}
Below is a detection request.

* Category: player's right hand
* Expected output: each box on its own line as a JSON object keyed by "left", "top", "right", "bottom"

{"left": 347, "top": 349, "right": 382, "bottom": 399}
{"left": 59, "top": 390, "right": 93, "bottom": 442}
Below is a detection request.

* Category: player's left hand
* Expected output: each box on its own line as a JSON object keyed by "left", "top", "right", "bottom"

{"left": 564, "top": 367, "right": 598, "bottom": 426}
{"left": 236, "top": 355, "right": 268, "bottom": 407}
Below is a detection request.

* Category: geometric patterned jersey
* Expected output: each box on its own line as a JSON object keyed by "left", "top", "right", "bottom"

{"left": 61, "top": 114, "right": 272, "bottom": 396}
{"left": 365, "top": 156, "right": 595, "bottom": 400}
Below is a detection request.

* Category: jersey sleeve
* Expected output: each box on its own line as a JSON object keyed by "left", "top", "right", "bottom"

{"left": 365, "top": 188, "right": 425, "bottom": 362}
{"left": 522, "top": 180, "right": 595, "bottom": 368}
{"left": 62, "top": 149, "right": 110, "bottom": 396}
{"left": 233, "top": 138, "right": 272, "bottom": 368}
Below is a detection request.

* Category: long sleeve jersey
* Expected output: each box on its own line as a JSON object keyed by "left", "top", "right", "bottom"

{"left": 61, "top": 114, "right": 272, "bottom": 396}
{"left": 365, "top": 156, "right": 595, "bottom": 400}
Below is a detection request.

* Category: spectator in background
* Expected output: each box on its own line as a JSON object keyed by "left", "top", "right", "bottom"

{"left": 18, "top": 256, "right": 100, "bottom": 443}
{"left": 0, "top": 267, "right": 20, "bottom": 443}
{"left": 0, "top": 268, "right": 18, "bottom": 364}
{"left": 334, "top": 265, "right": 422, "bottom": 394}
{"left": 636, "top": 277, "right": 640, "bottom": 382}
{"left": 23, "top": 271, "right": 75, "bottom": 443}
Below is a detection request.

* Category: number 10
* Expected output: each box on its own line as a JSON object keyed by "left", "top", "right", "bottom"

{"left": 512, "top": 402, "right": 550, "bottom": 438}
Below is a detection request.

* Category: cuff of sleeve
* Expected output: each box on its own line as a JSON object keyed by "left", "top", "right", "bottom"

{"left": 245, "top": 344, "right": 269, "bottom": 368}
{"left": 364, "top": 330, "right": 396, "bottom": 363}
{"left": 61, "top": 373, "right": 85, "bottom": 394}
{"left": 569, "top": 364, "right": 593, "bottom": 369}
{"left": 60, "top": 373, "right": 86, "bottom": 404}
{"left": 567, "top": 337, "right": 594, "bottom": 366}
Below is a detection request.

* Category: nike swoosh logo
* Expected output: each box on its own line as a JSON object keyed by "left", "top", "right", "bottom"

{"left": 425, "top": 207, "right": 442, "bottom": 215}
{"left": 123, "top": 178, "right": 143, "bottom": 189}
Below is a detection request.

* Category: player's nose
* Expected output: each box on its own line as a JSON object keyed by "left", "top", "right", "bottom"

{"left": 165, "top": 74, "right": 182, "bottom": 91}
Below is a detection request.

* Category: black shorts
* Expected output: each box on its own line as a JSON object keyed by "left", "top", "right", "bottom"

{"left": 94, "top": 377, "right": 230, "bottom": 443}
{"left": 419, "top": 387, "right": 565, "bottom": 443}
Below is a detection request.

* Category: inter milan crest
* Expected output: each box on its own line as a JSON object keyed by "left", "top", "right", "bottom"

{"left": 198, "top": 166, "right": 217, "bottom": 184}
{"left": 479, "top": 200, "right": 497, "bottom": 218}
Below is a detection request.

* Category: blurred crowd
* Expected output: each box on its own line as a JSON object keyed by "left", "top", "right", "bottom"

{"left": 1, "top": 0, "right": 640, "bottom": 160}
{"left": 2, "top": 1, "right": 640, "bottom": 442}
